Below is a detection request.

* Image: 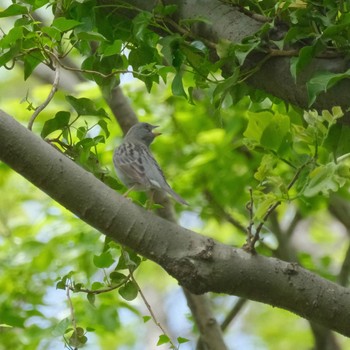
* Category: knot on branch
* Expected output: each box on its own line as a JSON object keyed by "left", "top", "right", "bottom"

{"left": 165, "top": 257, "right": 209, "bottom": 294}
{"left": 194, "top": 237, "right": 215, "bottom": 261}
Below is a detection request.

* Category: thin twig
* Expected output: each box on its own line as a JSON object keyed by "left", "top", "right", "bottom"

{"left": 131, "top": 273, "right": 176, "bottom": 345}
{"left": 162, "top": 16, "right": 217, "bottom": 50}
{"left": 245, "top": 160, "right": 311, "bottom": 252}
{"left": 28, "top": 57, "right": 60, "bottom": 130}
{"left": 66, "top": 281, "right": 78, "bottom": 350}
{"left": 245, "top": 188, "right": 254, "bottom": 243}
{"left": 47, "top": 50, "right": 150, "bottom": 79}
{"left": 221, "top": 298, "right": 247, "bottom": 331}
{"left": 67, "top": 275, "right": 131, "bottom": 295}
{"left": 123, "top": 248, "right": 177, "bottom": 349}
{"left": 204, "top": 190, "right": 246, "bottom": 233}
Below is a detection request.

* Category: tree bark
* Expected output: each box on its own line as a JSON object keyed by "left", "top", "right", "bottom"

{"left": 1, "top": 110, "right": 350, "bottom": 337}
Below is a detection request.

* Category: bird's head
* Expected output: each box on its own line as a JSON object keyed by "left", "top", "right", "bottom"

{"left": 125, "top": 122, "right": 161, "bottom": 146}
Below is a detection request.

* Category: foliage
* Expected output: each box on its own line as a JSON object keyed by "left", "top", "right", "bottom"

{"left": 1, "top": 0, "right": 350, "bottom": 349}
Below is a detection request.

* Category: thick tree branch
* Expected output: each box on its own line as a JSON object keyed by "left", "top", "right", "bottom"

{"left": 1, "top": 110, "right": 350, "bottom": 337}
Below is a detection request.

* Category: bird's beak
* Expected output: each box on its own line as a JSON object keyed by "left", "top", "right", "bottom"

{"left": 152, "top": 125, "right": 162, "bottom": 137}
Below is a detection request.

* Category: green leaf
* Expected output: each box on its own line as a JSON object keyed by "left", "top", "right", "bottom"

{"left": 335, "top": 125, "right": 350, "bottom": 157}
{"left": 87, "top": 293, "right": 96, "bottom": 307}
{"left": 41, "top": 111, "right": 71, "bottom": 138}
{"left": 181, "top": 43, "right": 209, "bottom": 77}
{"left": 154, "top": 4, "right": 177, "bottom": 15}
{"left": 171, "top": 71, "right": 187, "bottom": 98}
{"left": 177, "top": 336, "right": 190, "bottom": 344}
{"left": 243, "top": 111, "right": 274, "bottom": 143}
{"left": 0, "top": 27, "right": 23, "bottom": 48}
{"left": 159, "top": 35, "right": 183, "bottom": 65}
{"left": 307, "top": 69, "right": 350, "bottom": 107}
{"left": 73, "top": 282, "right": 83, "bottom": 292}
{"left": 32, "top": 0, "right": 50, "bottom": 10}
{"left": 132, "top": 11, "right": 153, "bottom": 42}
{"left": 0, "top": 4, "right": 28, "bottom": 18}
{"left": 76, "top": 31, "right": 107, "bottom": 42}
{"left": 109, "top": 271, "right": 127, "bottom": 284}
{"left": 303, "top": 163, "right": 343, "bottom": 197}
{"left": 52, "top": 317, "right": 70, "bottom": 336}
{"left": 157, "top": 334, "right": 170, "bottom": 346}
{"left": 0, "top": 46, "right": 20, "bottom": 67}
{"left": 260, "top": 114, "right": 290, "bottom": 151}
{"left": 103, "top": 175, "right": 123, "bottom": 190}
{"left": 93, "top": 251, "right": 114, "bottom": 268}
{"left": 41, "top": 26, "right": 61, "bottom": 41}
{"left": 91, "top": 282, "right": 104, "bottom": 290}
{"left": 119, "top": 281, "right": 138, "bottom": 301}
{"left": 116, "top": 249, "right": 141, "bottom": 270}
{"left": 212, "top": 70, "right": 239, "bottom": 101}
{"left": 76, "top": 136, "right": 105, "bottom": 150}
{"left": 69, "top": 328, "right": 88, "bottom": 347}
{"left": 52, "top": 18, "right": 81, "bottom": 32}
{"left": 76, "top": 126, "right": 87, "bottom": 140}
{"left": 100, "top": 40, "right": 123, "bottom": 57}
{"left": 254, "top": 154, "right": 277, "bottom": 182}
{"left": 98, "top": 119, "right": 110, "bottom": 138}
{"left": 66, "top": 96, "right": 109, "bottom": 118}
{"left": 290, "top": 46, "right": 314, "bottom": 81}
{"left": 233, "top": 41, "right": 260, "bottom": 66}
{"left": 254, "top": 194, "right": 277, "bottom": 220}
{"left": 143, "top": 316, "right": 151, "bottom": 323}
{"left": 24, "top": 50, "right": 45, "bottom": 80}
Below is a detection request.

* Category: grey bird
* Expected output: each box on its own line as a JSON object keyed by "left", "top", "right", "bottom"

{"left": 113, "top": 122, "right": 188, "bottom": 205}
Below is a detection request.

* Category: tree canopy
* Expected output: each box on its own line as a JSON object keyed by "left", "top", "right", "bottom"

{"left": 1, "top": 0, "right": 350, "bottom": 349}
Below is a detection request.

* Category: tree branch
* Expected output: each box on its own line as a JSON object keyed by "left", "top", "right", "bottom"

{"left": 1, "top": 110, "right": 350, "bottom": 337}
{"left": 183, "top": 289, "right": 227, "bottom": 350}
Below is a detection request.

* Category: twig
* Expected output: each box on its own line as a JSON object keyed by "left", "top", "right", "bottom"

{"left": 28, "top": 57, "right": 60, "bottom": 130}
{"left": 221, "top": 297, "right": 247, "bottom": 331}
{"left": 121, "top": 247, "right": 177, "bottom": 349}
{"left": 47, "top": 50, "right": 151, "bottom": 79}
{"left": 162, "top": 16, "right": 217, "bottom": 50}
{"left": 67, "top": 275, "right": 131, "bottom": 295}
{"left": 252, "top": 200, "right": 281, "bottom": 247}
{"left": 129, "top": 270, "right": 177, "bottom": 349}
{"left": 66, "top": 281, "right": 78, "bottom": 350}
{"left": 245, "top": 160, "right": 311, "bottom": 253}
{"left": 244, "top": 188, "right": 254, "bottom": 249}
{"left": 204, "top": 190, "right": 246, "bottom": 233}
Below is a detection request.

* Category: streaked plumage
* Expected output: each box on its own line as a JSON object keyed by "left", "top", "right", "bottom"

{"left": 113, "top": 122, "right": 188, "bottom": 205}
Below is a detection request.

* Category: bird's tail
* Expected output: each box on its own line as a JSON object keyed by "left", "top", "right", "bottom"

{"left": 166, "top": 187, "right": 189, "bottom": 206}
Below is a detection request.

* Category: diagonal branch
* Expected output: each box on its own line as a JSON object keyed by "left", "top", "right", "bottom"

{"left": 1, "top": 110, "right": 350, "bottom": 337}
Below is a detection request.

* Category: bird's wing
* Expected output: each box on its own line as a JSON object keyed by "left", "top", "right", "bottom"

{"left": 113, "top": 142, "right": 150, "bottom": 187}
{"left": 115, "top": 142, "right": 188, "bottom": 205}
{"left": 142, "top": 147, "right": 189, "bottom": 205}
{"left": 140, "top": 146, "right": 169, "bottom": 190}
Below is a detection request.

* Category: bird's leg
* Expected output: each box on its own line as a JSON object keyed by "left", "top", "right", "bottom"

{"left": 123, "top": 185, "right": 135, "bottom": 198}
{"left": 146, "top": 190, "right": 155, "bottom": 210}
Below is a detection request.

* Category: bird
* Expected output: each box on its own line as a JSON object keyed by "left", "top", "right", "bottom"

{"left": 113, "top": 122, "right": 188, "bottom": 206}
